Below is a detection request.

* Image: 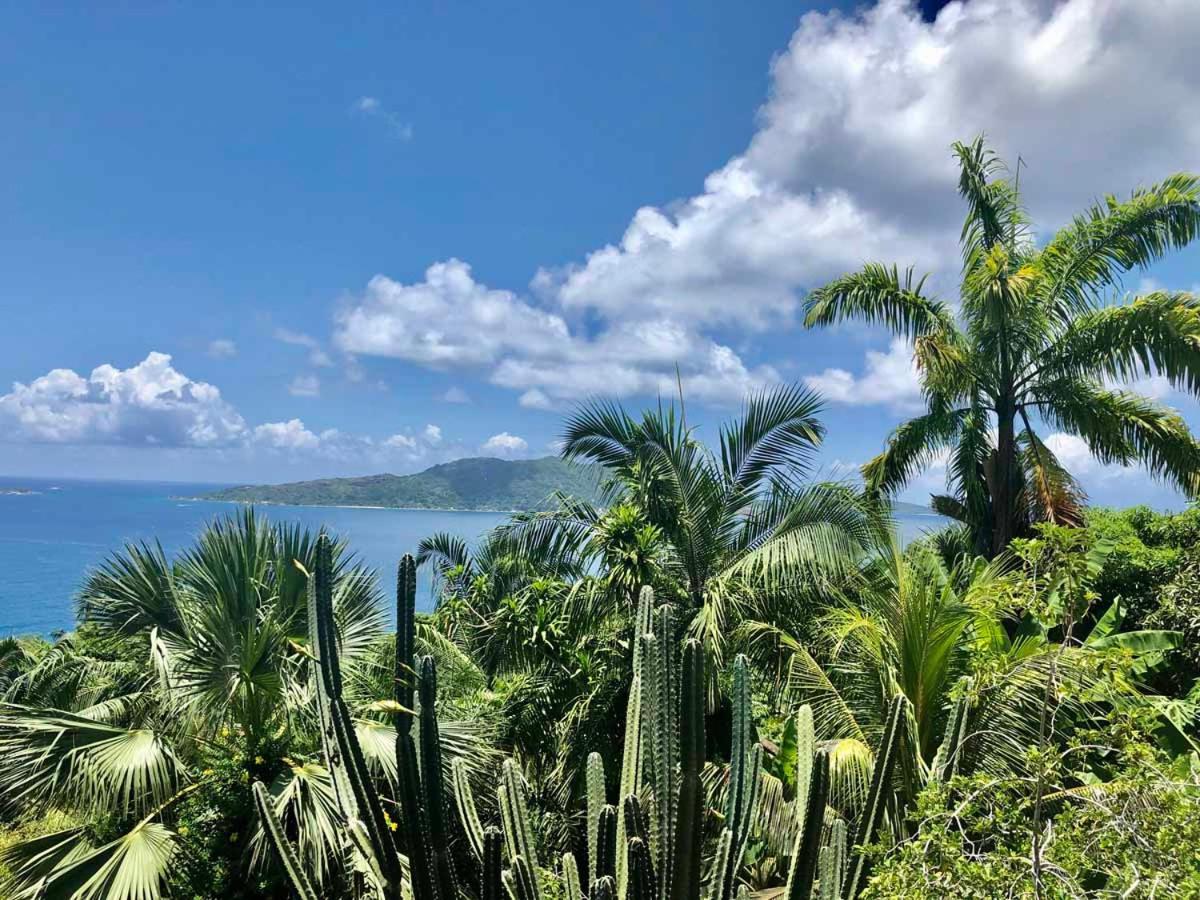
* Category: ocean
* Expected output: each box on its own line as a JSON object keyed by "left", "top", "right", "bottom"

{"left": 0, "top": 476, "right": 952, "bottom": 636}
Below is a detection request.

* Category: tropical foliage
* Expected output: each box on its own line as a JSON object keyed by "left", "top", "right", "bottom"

{"left": 806, "top": 136, "right": 1200, "bottom": 556}
{"left": 3, "top": 136, "right": 1200, "bottom": 899}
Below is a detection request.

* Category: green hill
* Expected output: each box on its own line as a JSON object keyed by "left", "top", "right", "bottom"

{"left": 203, "top": 456, "right": 605, "bottom": 511}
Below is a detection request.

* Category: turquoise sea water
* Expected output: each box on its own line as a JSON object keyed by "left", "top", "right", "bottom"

{"left": 0, "top": 476, "right": 952, "bottom": 636}
{"left": 0, "top": 476, "right": 508, "bottom": 635}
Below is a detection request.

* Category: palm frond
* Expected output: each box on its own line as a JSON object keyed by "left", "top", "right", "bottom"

{"left": 804, "top": 263, "right": 954, "bottom": 340}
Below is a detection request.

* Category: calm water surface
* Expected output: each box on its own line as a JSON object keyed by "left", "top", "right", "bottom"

{"left": 0, "top": 476, "right": 950, "bottom": 636}
{"left": 0, "top": 476, "right": 506, "bottom": 635}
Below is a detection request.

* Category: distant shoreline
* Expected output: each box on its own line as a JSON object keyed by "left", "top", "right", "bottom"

{"left": 173, "top": 496, "right": 521, "bottom": 515}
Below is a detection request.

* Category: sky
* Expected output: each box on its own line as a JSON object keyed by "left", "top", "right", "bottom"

{"left": 2, "top": 0, "right": 1199, "bottom": 508}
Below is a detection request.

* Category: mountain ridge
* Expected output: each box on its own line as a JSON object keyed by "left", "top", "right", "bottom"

{"left": 202, "top": 456, "right": 939, "bottom": 516}
{"left": 202, "top": 456, "right": 606, "bottom": 512}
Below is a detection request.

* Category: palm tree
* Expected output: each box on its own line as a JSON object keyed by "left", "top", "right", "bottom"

{"left": 0, "top": 510, "right": 494, "bottom": 900}
{"left": 544, "top": 386, "right": 883, "bottom": 664}
{"left": 806, "top": 136, "right": 1200, "bottom": 556}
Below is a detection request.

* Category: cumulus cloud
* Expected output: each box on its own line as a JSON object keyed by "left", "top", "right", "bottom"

{"left": 254, "top": 418, "right": 320, "bottom": 450}
{"left": 275, "top": 328, "right": 333, "bottom": 368}
{"left": 481, "top": 432, "right": 528, "bottom": 456}
{"left": 423, "top": 424, "right": 443, "bottom": 444}
{"left": 0, "top": 352, "right": 247, "bottom": 447}
{"left": 207, "top": 338, "right": 237, "bottom": 359}
{"left": 288, "top": 375, "right": 321, "bottom": 397}
{"left": 519, "top": 389, "right": 554, "bottom": 410}
{"left": 334, "top": 261, "right": 777, "bottom": 405}
{"left": 440, "top": 386, "right": 471, "bottom": 404}
{"left": 333, "top": 1, "right": 1200, "bottom": 409}
{"left": 804, "top": 339, "right": 923, "bottom": 410}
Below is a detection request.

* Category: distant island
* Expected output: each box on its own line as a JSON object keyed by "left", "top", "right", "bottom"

{"left": 202, "top": 456, "right": 607, "bottom": 512}
{"left": 201, "top": 456, "right": 939, "bottom": 517}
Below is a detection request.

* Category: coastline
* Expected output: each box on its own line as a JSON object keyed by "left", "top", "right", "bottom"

{"left": 173, "top": 496, "right": 525, "bottom": 514}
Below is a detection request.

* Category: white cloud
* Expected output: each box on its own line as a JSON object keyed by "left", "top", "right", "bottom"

{"left": 288, "top": 375, "right": 321, "bottom": 397}
{"left": 519, "top": 389, "right": 554, "bottom": 410}
{"left": 331, "top": 1, "right": 1200, "bottom": 409}
{"left": 253, "top": 418, "right": 320, "bottom": 450}
{"left": 481, "top": 432, "right": 528, "bottom": 457}
{"left": 207, "top": 338, "right": 237, "bottom": 359}
{"left": 440, "top": 386, "right": 471, "bottom": 404}
{"left": 0, "top": 352, "right": 247, "bottom": 447}
{"left": 275, "top": 328, "right": 333, "bottom": 368}
{"left": 384, "top": 433, "right": 417, "bottom": 450}
{"left": 804, "top": 338, "right": 922, "bottom": 410}
{"left": 335, "top": 261, "right": 777, "bottom": 405}
{"left": 353, "top": 95, "right": 413, "bottom": 141}
{"left": 423, "top": 424, "right": 443, "bottom": 444}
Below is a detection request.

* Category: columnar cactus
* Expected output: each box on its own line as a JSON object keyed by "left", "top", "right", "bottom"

{"left": 845, "top": 694, "right": 907, "bottom": 899}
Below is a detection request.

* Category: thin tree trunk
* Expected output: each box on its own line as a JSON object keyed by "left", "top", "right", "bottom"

{"left": 992, "top": 405, "right": 1017, "bottom": 556}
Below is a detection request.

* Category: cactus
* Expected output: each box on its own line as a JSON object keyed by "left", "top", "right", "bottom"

{"left": 596, "top": 804, "right": 619, "bottom": 881}
{"left": 784, "top": 747, "right": 830, "bottom": 900}
{"left": 261, "top": 543, "right": 469, "bottom": 900}
{"left": 587, "top": 752, "right": 606, "bottom": 885}
{"left": 453, "top": 757, "right": 486, "bottom": 862}
{"left": 710, "top": 654, "right": 763, "bottom": 900}
{"left": 818, "top": 819, "right": 846, "bottom": 900}
{"left": 845, "top": 694, "right": 907, "bottom": 899}
{"left": 563, "top": 852, "right": 584, "bottom": 900}
{"left": 483, "top": 827, "right": 504, "bottom": 900}
{"left": 499, "top": 759, "right": 541, "bottom": 893}
{"left": 616, "top": 588, "right": 655, "bottom": 894}
{"left": 252, "top": 780, "right": 319, "bottom": 900}
{"left": 671, "top": 638, "right": 705, "bottom": 900}
{"left": 627, "top": 836, "right": 657, "bottom": 900}
{"left": 307, "top": 534, "right": 403, "bottom": 899}
{"left": 592, "top": 876, "right": 618, "bottom": 900}
{"left": 931, "top": 681, "right": 970, "bottom": 785}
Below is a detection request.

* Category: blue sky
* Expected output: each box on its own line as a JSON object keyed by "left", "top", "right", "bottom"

{"left": 2, "top": 0, "right": 1199, "bottom": 508}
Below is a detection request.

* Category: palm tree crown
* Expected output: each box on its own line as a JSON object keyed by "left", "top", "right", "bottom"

{"left": 806, "top": 136, "right": 1200, "bottom": 556}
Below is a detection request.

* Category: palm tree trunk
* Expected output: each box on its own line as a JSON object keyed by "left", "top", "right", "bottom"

{"left": 991, "top": 405, "right": 1018, "bottom": 556}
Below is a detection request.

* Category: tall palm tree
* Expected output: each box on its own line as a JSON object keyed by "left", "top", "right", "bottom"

{"left": 806, "top": 136, "right": 1200, "bottom": 556}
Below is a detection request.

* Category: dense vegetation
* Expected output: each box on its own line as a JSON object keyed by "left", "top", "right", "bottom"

{"left": 2, "top": 137, "right": 1200, "bottom": 899}
{"left": 203, "top": 457, "right": 607, "bottom": 512}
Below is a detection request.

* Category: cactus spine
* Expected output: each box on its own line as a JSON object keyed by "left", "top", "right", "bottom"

{"left": 252, "top": 780, "right": 319, "bottom": 900}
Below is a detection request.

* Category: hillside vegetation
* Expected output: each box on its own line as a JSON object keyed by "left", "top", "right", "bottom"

{"left": 204, "top": 456, "right": 606, "bottom": 511}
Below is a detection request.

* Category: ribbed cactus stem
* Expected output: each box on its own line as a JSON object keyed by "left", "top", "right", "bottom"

{"left": 509, "top": 856, "right": 539, "bottom": 900}
{"left": 845, "top": 695, "right": 906, "bottom": 899}
{"left": 253, "top": 781, "right": 319, "bottom": 900}
{"left": 617, "top": 587, "right": 654, "bottom": 898}
{"left": 647, "top": 605, "right": 678, "bottom": 900}
{"left": 671, "top": 639, "right": 705, "bottom": 900}
{"left": 418, "top": 656, "right": 458, "bottom": 898}
{"left": 785, "top": 748, "right": 830, "bottom": 900}
{"left": 627, "top": 837, "right": 656, "bottom": 900}
{"left": 395, "top": 555, "right": 417, "bottom": 736}
{"left": 595, "top": 804, "right": 618, "bottom": 881}
{"left": 704, "top": 829, "right": 733, "bottom": 900}
{"left": 586, "top": 752, "right": 606, "bottom": 886}
{"left": 396, "top": 732, "right": 437, "bottom": 900}
{"left": 562, "top": 852, "right": 584, "bottom": 900}
{"left": 452, "top": 757, "right": 486, "bottom": 862}
{"left": 499, "top": 760, "right": 541, "bottom": 882}
{"left": 482, "top": 827, "right": 504, "bottom": 900}
{"left": 716, "top": 655, "right": 761, "bottom": 900}
{"left": 793, "top": 705, "right": 815, "bottom": 824}
{"left": 308, "top": 534, "right": 402, "bottom": 898}
{"left": 932, "top": 682, "right": 970, "bottom": 784}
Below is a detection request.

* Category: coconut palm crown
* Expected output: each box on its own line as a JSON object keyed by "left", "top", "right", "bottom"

{"left": 805, "top": 136, "right": 1200, "bottom": 556}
